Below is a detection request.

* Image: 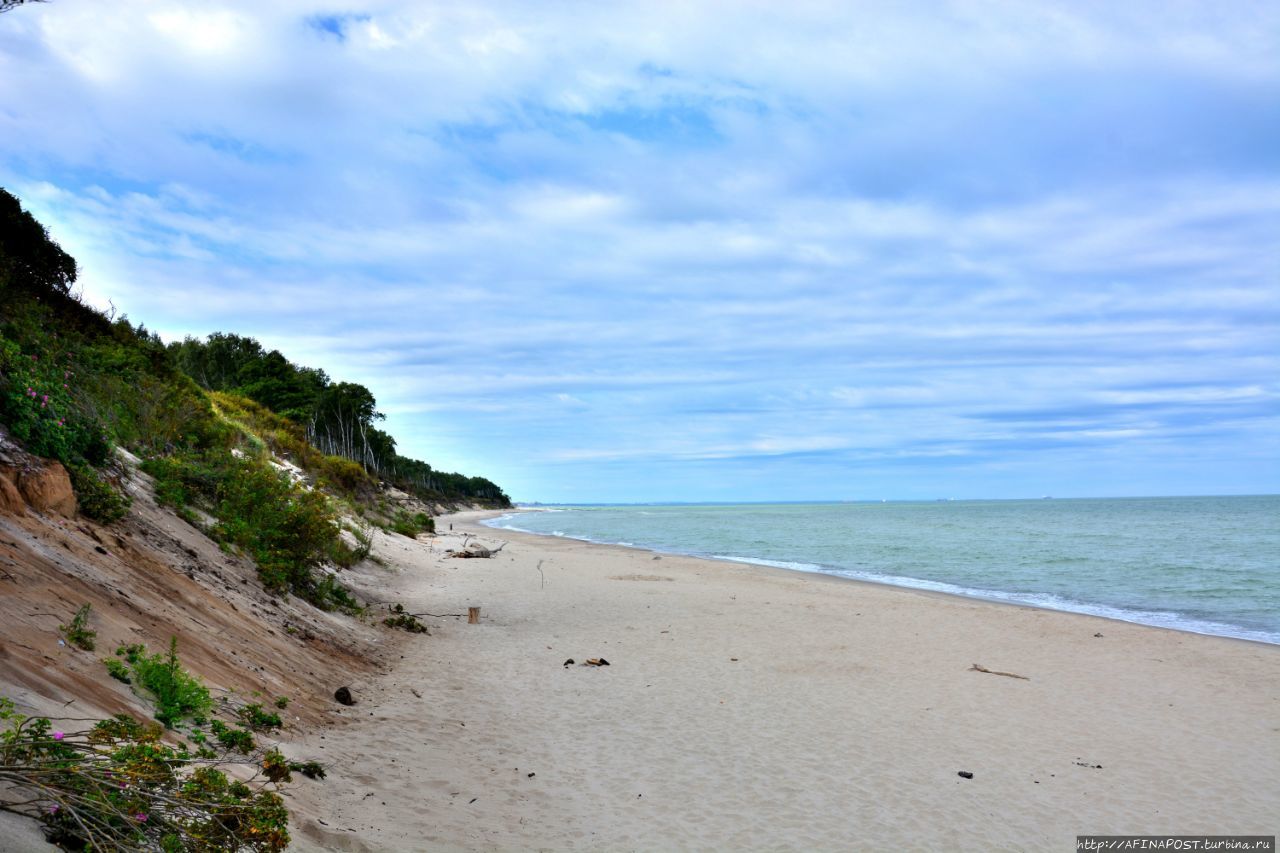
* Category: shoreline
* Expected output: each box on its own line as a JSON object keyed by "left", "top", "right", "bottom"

{"left": 481, "top": 509, "right": 1280, "bottom": 649}
{"left": 287, "top": 508, "right": 1279, "bottom": 851}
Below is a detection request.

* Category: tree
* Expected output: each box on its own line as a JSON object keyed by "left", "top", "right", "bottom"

{"left": 0, "top": 1, "right": 49, "bottom": 13}
{"left": 0, "top": 188, "right": 77, "bottom": 297}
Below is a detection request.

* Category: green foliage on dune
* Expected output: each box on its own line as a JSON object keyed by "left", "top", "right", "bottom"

{"left": 140, "top": 446, "right": 364, "bottom": 611}
{"left": 0, "top": 697, "right": 292, "bottom": 852}
{"left": 113, "top": 639, "right": 213, "bottom": 729}
{"left": 170, "top": 333, "right": 511, "bottom": 506}
{"left": 1, "top": 187, "right": 509, "bottom": 611}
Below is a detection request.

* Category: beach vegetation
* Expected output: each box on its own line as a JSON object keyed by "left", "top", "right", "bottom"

{"left": 59, "top": 603, "right": 96, "bottom": 651}
{"left": 140, "top": 446, "right": 364, "bottom": 611}
{"left": 236, "top": 704, "right": 283, "bottom": 732}
{"left": 169, "top": 334, "right": 510, "bottom": 507}
{"left": 103, "top": 657, "right": 131, "bottom": 683}
{"left": 383, "top": 603, "right": 429, "bottom": 634}
{"left": 113, "top": 639, "right": 213, "bottom": 729}
{"left": 3, "top": 188, "right": 507, "bottom": 609}
{"left": 387, "top": 509, "right": 435, "bottom": 539}
{"left": 0, "top": 696, "right": 291, "bottom": 851}
{"left": 209, "top": 720, "right": 257, "bottom": 753}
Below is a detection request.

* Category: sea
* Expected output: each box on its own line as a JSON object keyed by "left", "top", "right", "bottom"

{"left": 485, "top": 496, "right": 1280, "bottom": 645}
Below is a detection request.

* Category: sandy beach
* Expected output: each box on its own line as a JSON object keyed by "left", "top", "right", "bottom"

{"left": 287, "top": 509, "right": 1279, "bottom": 851}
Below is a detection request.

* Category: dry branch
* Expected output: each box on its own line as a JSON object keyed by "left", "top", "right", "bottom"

{"left": 970, "top": 663, "right": 1030, "bottom": 680}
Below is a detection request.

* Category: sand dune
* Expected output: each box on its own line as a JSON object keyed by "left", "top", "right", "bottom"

{"left": 288, "top": 510, "right": 1279, "bottom": 851}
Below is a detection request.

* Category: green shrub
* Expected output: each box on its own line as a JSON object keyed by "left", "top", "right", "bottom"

{"left": 0, "top": 697, "right": 291, "bottom": 851}
{"left": 144, "top": 447, "right": 360, "bottom": 611}
{"left": 314, "top": 454, "right": 373, "bottom": 494}
{"left": 387, "top": 510, "right": 435, "bottom": 539}
{"left": 209, "top": 719, "right": 256, "bottom": 753}
{"left": 115, "top": 638, "right": 212, "bottom": 728}
{"left": 67, "top": 463, "right": 131, "bottom": 523}
{"left": 0, "top": 338, "right": 105, "bottom": 466}
{"left": 382, "top": 604, "right": 429, "bottom": 634}
{"left": 214, "top": 456, "right": 352, "bottom": 608}
{"left": 331, "top": 522, "right": 372, "bottom": 569}
{"left": 102, "top": 657, "right": 131, "bottom": 683}
{"left": 59, "top": 603, "right": 96, "bottom": 651}
{"left": 236, "top": 703, "right": 282, "bottom": 731}
{"left": 289, "top": 760, "right": 326, "bottom": 780}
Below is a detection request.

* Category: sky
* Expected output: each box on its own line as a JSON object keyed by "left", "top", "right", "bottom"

{"left": 1, "top": 1, "right": 1277, "bottom": 503}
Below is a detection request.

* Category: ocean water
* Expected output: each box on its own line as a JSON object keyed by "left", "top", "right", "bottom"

{"left": 485, "top": 496, "right": 1280, "bottom": 645}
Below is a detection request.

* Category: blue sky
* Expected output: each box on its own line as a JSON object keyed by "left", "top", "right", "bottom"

{"left": 2, "top": 1, "right": 1277, "bottom": 502}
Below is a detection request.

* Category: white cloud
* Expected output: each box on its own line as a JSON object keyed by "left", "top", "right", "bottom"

{"left": 2, "top": 0, "right": 1277, "bottom": 500}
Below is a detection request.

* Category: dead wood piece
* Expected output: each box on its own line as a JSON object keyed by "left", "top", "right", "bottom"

{"left": 970, "top": 663, "right": 1029, "bottom": 680}
{"left": 449, "top": 542, "right": 507, "bottom": 559}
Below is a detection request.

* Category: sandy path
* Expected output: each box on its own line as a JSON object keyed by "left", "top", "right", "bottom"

{"left": 287, "top": 510, "right": 1279, "bottom": 851}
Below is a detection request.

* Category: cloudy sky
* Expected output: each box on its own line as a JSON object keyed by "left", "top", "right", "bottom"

{"left": 2, "top": 1, "right": 1277, "bottom": 502}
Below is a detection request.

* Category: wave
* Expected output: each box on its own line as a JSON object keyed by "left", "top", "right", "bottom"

{"left": 482, "top": 516, "right": 1279, "bottom": 646}
{"left": 706, "top": 553, "right": 1280, "bottom": 645}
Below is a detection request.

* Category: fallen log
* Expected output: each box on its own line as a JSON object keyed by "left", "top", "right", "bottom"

{"left": 447, "top": 542, "right": 507, "bottom": 559}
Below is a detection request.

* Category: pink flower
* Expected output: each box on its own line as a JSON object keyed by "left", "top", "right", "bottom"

{"left": 134, "top": 813, "right": 147, "bottom": 823}
{"left": 47, "top": 805, "right": 59, "bottom": 815}
{"left": 52, "top": 731, "right": 63, "bottom": 740}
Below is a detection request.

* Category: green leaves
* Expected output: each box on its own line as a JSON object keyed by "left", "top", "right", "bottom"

{"left": 59, "top": 603, "right": 96, "bottom": 651}
{"left": 0, "top": 697, "right": 293, "bottom": 851}
{"left": 112, "top": 639, "right": 213, "bottom": 729}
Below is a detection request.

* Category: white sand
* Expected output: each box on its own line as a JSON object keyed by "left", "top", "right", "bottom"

{"left": 287, "top": 510, "right": 1280, "bottom": 851}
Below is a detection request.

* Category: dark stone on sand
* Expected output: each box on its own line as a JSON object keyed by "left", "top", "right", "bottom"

{"left": 334, "top": 686, "right": 355, "bottom": 706}
{"left": 958, "top": 771, "right": 974, "bottom": 779}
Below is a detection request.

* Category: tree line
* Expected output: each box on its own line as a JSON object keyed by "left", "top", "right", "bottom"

{"left": 167, "top": 334, "right": 509, "bottom": 505}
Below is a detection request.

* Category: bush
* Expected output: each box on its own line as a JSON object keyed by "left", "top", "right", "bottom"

{"left": 314, "top": 454, "right": 373, "bottom": 494}
{"left": 332, "top": 522, "right": 373, "bottom": 569}
{"left": 209, "top": 719, "right": 256, "bottom": 753}
{"left": 0, "top": 696, "right": 291, "bottom": 851}
{"left": 102, "top": 657, "right": 131, "bottom": 683}
{"left": 387, "top": 510, "right": 434, "bottom": 539}
{"left": 141, "top": 449, "right": 227, "bottom": 509}
{"left": 141, "top": 448, "right": 362, "bottom": 611}
{"left": 59, "top": 603, "right": 96, "bottom": 651}
{"left": 115, "top": 639, "right": 212, "bottom": 728}
{"left": 214, "top": 456, "right": 353, "bottom": 607}
{"left": 383, "top": 603, "right": 429, "bottom": 634}
{"left": 236, "top": 703, "right": 282, "bottom": 731}
{"left": 67, "top": 462, "right": 131, "bottom": 523}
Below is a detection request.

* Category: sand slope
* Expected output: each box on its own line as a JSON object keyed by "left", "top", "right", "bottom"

{"left": 288, "top": 510, "right": 1279, "bottom": 851}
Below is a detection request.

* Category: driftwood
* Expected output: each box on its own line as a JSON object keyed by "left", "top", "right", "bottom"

{"left": 447, "top": 542, "right": 507, "bottom": 559}
{"left": 970, "top": 663, "right": 1029, "bottom": 680}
